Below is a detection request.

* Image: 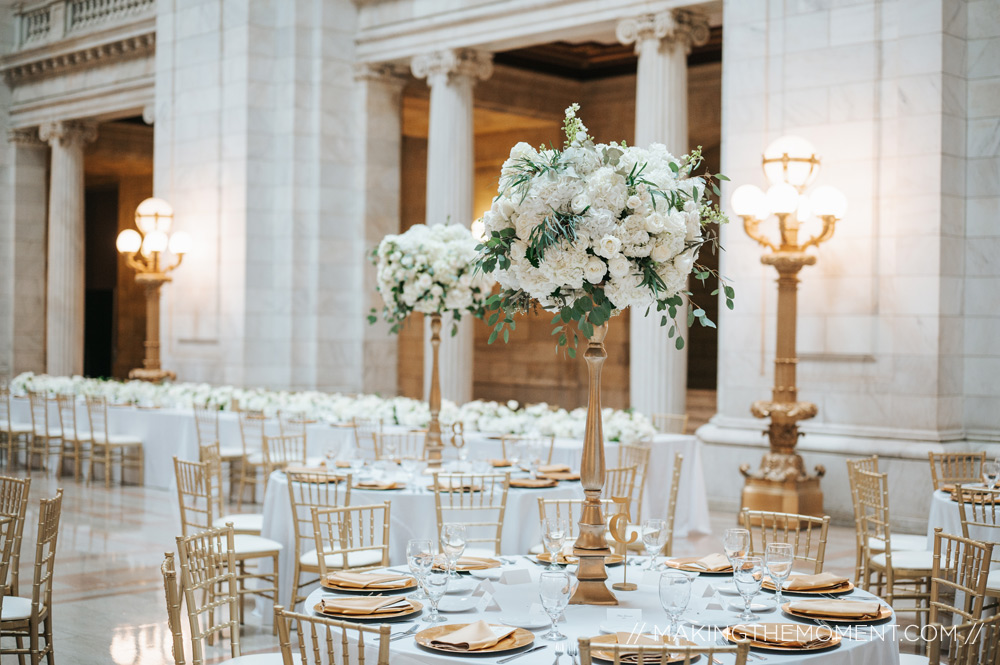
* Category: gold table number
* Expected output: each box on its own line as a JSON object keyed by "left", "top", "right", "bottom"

{"left": 608, "top": 496, "right": 637, "bottom": 592}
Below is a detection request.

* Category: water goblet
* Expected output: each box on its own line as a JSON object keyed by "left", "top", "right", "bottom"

{"left": 641, "top": 519, "right": 668, "bottom": 570}
{"left": 659, "top": 570, "right": 692, "bottom": 637}
{"left": 407, "top": 539, "right": 433, "bottom": 600}
{"left": 420, "top": 568, "right": 450, "bottom": 623}
{"left": 538, "top": 571, "right": 571, "bottom": 641}
{"left": 764, "top": 542, "right": 794, "bottom": 607}
{"left": 732, "top": 556, "right": 765, "bottom": 622}
{"left": 723, "top": 528, "right": 750, "bottom": 567}
{"left": 542, "top": 518, "right": 570, "bottom": 570}
{"left": 440, "top": 523, "right": 467, "bottom": 579}
{"left": 983, "top": 461, "right": 1000, "bottom": 489}
{"left": 400, "top": 457, "right": 421, "bottom": 489}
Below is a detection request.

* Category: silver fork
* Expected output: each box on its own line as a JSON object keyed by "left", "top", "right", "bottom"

{"left": 566, "top": 641, "right": 578, "bottom": 665}
{"left": 389, "top": 624, "right": 419, "bottom": 641}
{"left": 551, "top": 642, "right": 564, "bottom": 665}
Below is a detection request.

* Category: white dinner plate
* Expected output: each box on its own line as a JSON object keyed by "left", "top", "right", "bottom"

{"left": 727, "top": 598, "right": 776, "bottom": 613}
{"left": 444, "top": 577, "right": 479, "bottom": 595}
{"left": 499, "top": 612, "right": 551, "bottom": 630}
{"left": 469, "top": 568, "right": 503, "bottom": 581}
{"left": 437, "top": 595, "right": 478, "bottom": 612}
{"left": 684, "top": 610, "right": 743, "bottom": 628}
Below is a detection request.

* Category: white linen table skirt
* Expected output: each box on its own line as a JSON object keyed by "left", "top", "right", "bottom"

{"left": 926, "top": 488, "right": 1000, "bottom": 547}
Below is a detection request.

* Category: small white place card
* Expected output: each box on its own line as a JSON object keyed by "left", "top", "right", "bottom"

{"left": 476, "top": 591, "right": 498, "bottom": 612}
{"left": 701, "top": 585, "right": 716, "bottom": 598}
{"left": 498, "top": 569, "right": 532, "bottom": 585}
{"left": 607, "top": 607, "right": 643, "bottom": 624}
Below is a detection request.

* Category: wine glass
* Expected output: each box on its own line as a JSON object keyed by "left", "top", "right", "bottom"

{"left": 407, "top": 539, "right": 433, "bottom": 600}
{"left": 723, "top": 528, "right": 750, "bottom": 567}
{"left": 420, "top": 567, "right": 449, "bottom": 623}
{"left": 659, "top": 570, "right": 692, "bottom": 637}
{"left": 982, "top": 461, "right": 1000, "bottom": 489}
{"left": 732, "top": 556, "right": 764, "bottom": 622}
{"left": 641, "top": 519, "right": 668, "bottom": 570}
{"left": 400, "top": 457, "right": 422, "bottom": 489}
{"left": 440, "top": 523, "right": 467, "bottom": 579}
{"left": 508, "top": 443, "right": 521, "bottom": 470}
{"left": 764, "top": 542, "right": 794, "bottom": 607}
{"left": 538, "top": 571, "right": 571, "bottom": 641}
{"left": 542, "top": 518, "right": 570, "bottom": 570}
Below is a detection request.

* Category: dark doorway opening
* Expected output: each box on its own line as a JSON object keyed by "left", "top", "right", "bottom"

{"left": 84, "top": 184, "right": 119, "bottom": 378}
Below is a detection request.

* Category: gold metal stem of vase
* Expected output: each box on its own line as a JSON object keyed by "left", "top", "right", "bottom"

{"left": 425, "top": 313, "right": 444, "bottom": 466}
{"left": 570, "top": 321, "right": 617, "bottom": 606}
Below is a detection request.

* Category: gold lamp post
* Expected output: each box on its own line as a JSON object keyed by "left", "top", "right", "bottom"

{"left": 729, "top": 136, "right": 847, "bottom": 518}
{"left": 115, "top": 197, "right": 191, "bottom": 383}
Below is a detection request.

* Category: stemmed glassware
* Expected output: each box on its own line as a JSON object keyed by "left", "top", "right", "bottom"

{"left": 732, "top": 556, "right": 765, "bottom": 622}
{"left": 764, "top": 542, "right": 794, "bottom": 606}
{"left": 420, "top": 567, "right": 450, "bottom": 623}
{"left": 538, "top": 571, "right": 571, "bottom": 641}
{"left": 723, "top": 528, "right": 750, "bottom": 566}
{"left": 440, "top": 523, "right": 467, "bottom": 579}
{"left": 982, "top": 461, "right": 1000, "bottom": 489}
{"left": 400, "top": 458, "right": 422, "bottom": 489}
{"left": 659, "top": 571, "right": 692, "bottom": 638}
{"left": 542, "top": 518, "right": 570, "bottom": 570}
{"left": 406, "top": 539, "right": 433, "bottom": 600}
{"left": 641, "top": 519, "right": 669, "bottom": 570}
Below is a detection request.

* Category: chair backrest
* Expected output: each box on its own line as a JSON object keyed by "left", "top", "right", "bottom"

{"left": 845, "top": 455, "right": 879, "bottom": 584}
{"left": 957, "top": 484, "right": 1000, "bottom": 569}
{"left": 192, "top": 406, "right": 219, "bottom": 447}
{"left": 311, "top": 502, "right": 391, "bottom": 576}
{"left": 161, "top": 552, "right": 186, "bottom": 665}
{"left": 173, "top": 457, "right": 216, "bottom": 536}
{"left": 55, "top": 394, "right": 86, "bottom": 440}
{"left": 663, "top": 453, "right": 684, "bottom": 557}
{"left": 278, "top": 410, "right": 309, "bottom": 438}
{"left": 0, "top": 387, "right": 13, "bottom": 432}
{"left": 263, "top": 433, "right": 307, "bottom": 475}
{"left": 27, "top": 390, "right": 51, "bottom": 436}
{"left": 929, "top": 614, "right": 1000, "bottom": 665}
{"left": 0, "top": 514, "right": 16, "bottom": 606}
{"left": 84, "top": 395, "right": 110, "bottom": 442}
{"left": 740, "top": 509, "right": 830, "bottom": 574}
{"left": 287, "top": 470, "right": 351, "bottom": 566}
{"left": 652, "top": 412, "right": 688, "bottom": 435}
{"left": 29, "top": 489, "right": 63, "bottom": 620}
{"left": 603, "top": 465, "right": 638, "bottom": 517}
{"left": 616, "top": 444, "right": 651, "bottom": 523}
{"left": 854, "top": 469, "right": 895, "bottom": 573}
{"left": 198, "top": 441, "right": 226, "bottom": 515}
{"left": 537, "top": 498, "right": 619, "bottom": 542}
{"left": 374, "top": 431, "right": 426, "bottom": 461}
{"left": 274, "top": 605, "right": 391, "bottom": 665}
{"left": 500, "top": 435, "right": 555, "bottom": 465}
{"left": 0, "top": 475, "right": 31, "bottom": 594}
{"left": 578, "top": 636, "right": 749, "bottom": 665}
{"left": 237, "top": 410, "right": 267, "bottom": 456}
{"left": 352, "top": 418, "right": 382, "bottom": 459}
{"left": 433, "top": 473, "right": 510, "bottom": 555}
{"left": 929, "top": 451, "right": 987, "bottom": 490}
{"left": 174, "top": 524, "right": 241, "bottom": 664}
{"left": 929, "top": 527, "right": 993, "bottom": 626}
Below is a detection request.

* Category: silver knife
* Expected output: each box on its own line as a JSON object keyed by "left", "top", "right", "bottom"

{"left": 497, "top": 645, "right": 548, "bottom": 663}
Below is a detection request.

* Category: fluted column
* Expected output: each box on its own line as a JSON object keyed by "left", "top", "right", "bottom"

{"left": 618, "top": 10, "right": 709, "bottom": 420}
{"left": 411, "top": 49, "right": 492, "bottom": 405}
{"left": 39, "top": 121, "right": 97, "bottom": 377}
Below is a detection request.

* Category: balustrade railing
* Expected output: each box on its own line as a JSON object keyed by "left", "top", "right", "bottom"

{"left": 13, "top": 0, "right": 155, "bottom": 50}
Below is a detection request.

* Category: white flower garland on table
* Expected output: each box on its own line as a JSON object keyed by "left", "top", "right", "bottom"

{"left": 9, "top": 372, "right": 656, "bottom": 444}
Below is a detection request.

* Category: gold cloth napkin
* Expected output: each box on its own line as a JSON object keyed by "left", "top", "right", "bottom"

{"left": 731, "top": 623, "right": 832, "bottom": 648}
{"left": 669, "top": 553, "right": 731, "bottom": 572}
{"left": 334, "top": 461, "right": 351, "bottom": 468}
{"left": 326, "top": 572, "right": 412, "bottom": 588}
{"left": 490, "top": 459, "right": 512, "bottom": 467}
{"left": 787, "top": 599, "right": 881, "bottom": 618}
{"left": 430, "top": 621, "right": 516, "bottom": 651}
{"left": 539, "top": 471, "right": 581, "bottom": 481}
{"left": 783, "top": 572, "right": 849, "bottom": 591}
{"left": 454, "top": 556, "right": 499, "bottom": 570}
{"left": 319, "top": 596, "right": 411, "bottom": 615}
{"left": 356, "top": 480, "right": 398, "bottom": 490}
{"left": 510, "top": 478, "right": 557, "bottom": 488}
{"left": 538, "top": 464, "right": 571, "bottom": 473}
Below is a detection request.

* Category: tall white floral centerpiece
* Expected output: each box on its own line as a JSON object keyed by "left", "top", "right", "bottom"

{"left": 370, "top": 223, "right": 493, "bottom": 462}
{"left": 476, "top": 105, "right": 733, "bottom": 604}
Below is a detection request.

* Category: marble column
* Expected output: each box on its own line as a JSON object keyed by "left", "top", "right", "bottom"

{"left": 38, "top": 120, "right": 97, "bottom": 377}
{"left": 617, "top": 10, "right": 709, "bottom": 419}
{"left": 411, "top": 48, "right": 492, "bottom": 405}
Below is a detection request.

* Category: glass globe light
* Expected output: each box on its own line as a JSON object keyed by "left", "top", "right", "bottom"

{"left": 810, "top": 185, "right": 848, "bottom": 219}
{"left": 116, "top": 229, "right": 142, "bottom": 254}
{"left": 762, "top": 136, "right": 820, "bottom": 189}
{"left": 796, "top": 193, "right": 813, "bottom": 221}
{"left": 470, "top": 219, "right": 486, "bottom": 242}
{"left": 168, "top": 231, "right": 192, "bottom": 255}
{"left": 730, "top": 184, "right": 769, "bottom": 219}
{"left": 141, "top": 230, "right": 169, "bottom": 256}
{"left": 135, "top": 197, "right": 174, "bottom": 234}
{"left": 766, "top": 183, "right": 800, "bottom": 215}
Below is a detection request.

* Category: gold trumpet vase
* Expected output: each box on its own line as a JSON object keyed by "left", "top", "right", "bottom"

{"left": 424, "top": 313, "right": 444, "bottom": 466}
{"left": 569, "top": 321, "right": 617, "bottom": 606}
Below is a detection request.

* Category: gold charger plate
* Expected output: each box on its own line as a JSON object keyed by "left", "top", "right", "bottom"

{"left": 313, "top": 598, "right": 422, "bottom": 622}
{"left": 415, "top": 623, "right": 534, "bottom": 655}
{"left": 589, "top": 634, "right": 699, "bottom": 664}
{"left": 722, "top": 625, "right": 841, "bottom": 653}
{"left": 537, "top": 552, "right": 625, "bottom": 567}
{"left": 539, "top": 471, "right": 580, "bottom": 481}
{"left": 321, "top": 576, "right": 417, "bottom": 595}
{"left": 781, "top": 601, "right": 893, "bottom": 624}
{"left": 509, "top": 478, "right": 559, "bottom": 489}
{"left": 762, "top": 578, "right": 854, "bottom": 596}
{"left": 354, "top": 482, "right": 406, "bottom": 491}
{"left": 284, "top": 466, "right": 343, "bottom": 483}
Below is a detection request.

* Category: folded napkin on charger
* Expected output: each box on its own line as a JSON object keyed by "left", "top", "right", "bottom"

{"left": 326, "top": 572, "right": 412, "bottom": 588}
{"left": 787, "top": 599, "right": 881, "bottom": 618}
{"left": 510, "top": 478, "right": 557, "bottom": 488}
{"left": 490, "top": 459, "right": 512, "bottom": 467}
{"left": 452, "top": 556, "right": 499, "bottom": 570}
{"left": 669, "top": 553, "right": 731, "bottom": 572}
{"left": 430, "top": 620, "right": 516, "bottom": 651}
{"left": 355, "top": 479, "right": 398, "bottom": 490}
{"left": 538, "top": 464, "right": 571, "bottom": 473}
{"left": 782, "top": 572, "right": 849, "bottom": 591}
{"left": 334, "top": 461, "right": 351, "bottom": 468}
{"left": 730, "top": 623, "right": 833, "bottom": 648}
{"left": 319, "top": 596, "right": 412, "bottom": 615}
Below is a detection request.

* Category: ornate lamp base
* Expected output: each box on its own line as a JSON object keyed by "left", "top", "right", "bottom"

{"left": 128, "top": 367, "right": 176, "bottom": 383}
{"left": 740, "top": 474, "right": 824, "bottom": 522}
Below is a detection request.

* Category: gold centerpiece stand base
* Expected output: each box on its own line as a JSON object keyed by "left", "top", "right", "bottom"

{"left": 424, "top": 313, "right": 445, "bottom": 467}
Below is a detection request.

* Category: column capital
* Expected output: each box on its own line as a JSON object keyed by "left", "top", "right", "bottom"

{"left": 616, "top": 9, "right": 710, "bottom": 54}
{"left": 353, "top": 61, "right": 410, "bottom": 86}
{"left": 38, "top": 120, "right": 98, "bottom": 149}
{"left": 7, "top": 127, "right": 46, "bottom": 148}
{"left": 410, "top": 49, "right": 493, "bottom": 85}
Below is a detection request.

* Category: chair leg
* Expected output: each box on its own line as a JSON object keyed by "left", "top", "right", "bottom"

{"left": 105, "top": 447, "right": 112, "bottom": 489}
{"left": 137, "top": 446, "right": 145, "bottom": 486}
{"left": 30, "top": 618, "right": 40, "bottom": 665}
{"left": 273, "top": 553, "right": 280, "bottom": 635}
{"left": 44, "top": 614, "right": 54, "bottom": 665}
{"left": 15, "top": 634, "right": 26, "bottom": 665}
{"left": 237, "top": 462, "right": 247, "bottom": 511}
{"left": 237, "top": 561, "right": 246, "bottom": 625}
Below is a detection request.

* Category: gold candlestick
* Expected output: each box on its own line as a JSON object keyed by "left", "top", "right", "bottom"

{"left": 425, "top": 313, "right": 444, "bottom": 466}
{"left": 570, "top": 321, "right": 617, "bottom": 605}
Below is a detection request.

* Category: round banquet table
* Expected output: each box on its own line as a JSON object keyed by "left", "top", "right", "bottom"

{"left": 926, "top": 488, "right": 999, "bottom": 548}
{"left": 302, "top": 560, "right": 900, "bottom": 665}
{"left": 260, "top": 469, "right": 581, "bottom": 606}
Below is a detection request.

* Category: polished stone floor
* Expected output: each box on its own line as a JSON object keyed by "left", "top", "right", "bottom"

{"left": 1, "top": 467, "right": 896, "bottom": 665}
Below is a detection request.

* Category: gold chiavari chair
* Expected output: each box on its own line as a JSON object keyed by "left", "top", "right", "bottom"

{"left": 929, "top": 451, "right": 987, "bottom": 491}
{"left": 617, "top": 452, "right": 683, "bottom": 556}
{"left": 500, "top": 434, "right": 555, "bottom": 465}
{"left": 174, "top": 458, "right": 282, "bottom": 623}
{"left": 926, "top": 614, "right": 1000, "bottom": 665}
{"left": 0, "top": 475, "right": 30, "bottom": 598}
{"left": 263, "top": 433, "right": 307, "bottom": 476}
{"left": 740, "top": 509, "right": 830, "bottom": 574}
{"left": 286, "top": 469, "right": 351, "bottom": 608}
{"left": 198, "top": 443, "right": 263, "bottom": 536}
{"left": 55, "top": 394, "right": 90, "bottom": 481}
{"left": 602, "top": 465, "right": 638, "bottom": 519}
{"left": 194, "top": 405, "right": 243, "bottom": 501}
{"left": 352, "top": 417, "right": 382, "bottom": 460}
{"left": 0, "top": 489, "right": 62, "bottom": 665}
{"left": 957, "top": 484, "right": 1000, "bottom": 606}
{"left": 236, "top": 410, "right": 268, "bottom": 508}
{"left": 537, "top": 497, "right": 620, "bottom": 554}
{"left": 0, "top": 513, "right": 14, "bottom": 616}
{"left": 278, "top": 410, "right": 309, "bottom": 438}
{"left": 578, "top": 636, "right": 750, "bottom": 665}
{"left": 652, "top": 412, "right": 688, "bottom": 435}
{"left": 275, "top": 605, "right": 391, "bottom": 665}
{"left": 0, "top": 387, "right": 31, "bottom": 469}
{"left": 27, "top": 391, "right": 61, "bottom": 471}
{"left": 374, "top": 430, "right": 426, "bottom": 461}
{"left": 85, "top": 395, "right": 144, "bottom": 488}
{"left": 434, "top": 473, "right": 510, "bottom": 557}
{"left": 856, "top": 468, "right": 933, "bottom": 625}
{"left": 617, "top": 443, "right": 651, "bottom": 523}
{"left": 928, "top": 527, "right": 993, "bottom": 628}
{"left": 310, "top": 503, "right": 391, "bottom": 577}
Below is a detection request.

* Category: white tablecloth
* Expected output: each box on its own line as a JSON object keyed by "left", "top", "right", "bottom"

{"left": 927, "top": 489, "right": 1000, "bottom": 548}
{"left": 302, "top": 561, "right": 900, "bottom": 665}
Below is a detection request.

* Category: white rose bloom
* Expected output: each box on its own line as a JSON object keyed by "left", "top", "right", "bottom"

{"left": 584, "top": 256, "right": 608, "bottom": 284}
{"left": 571, "top": 193, "right": 590, "bottom": 214}
{"left": 595, "top": 234, "right": 622, "bottom": 259}
{"left": 608, "top": 255, "right": 630, "bottom": 278}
